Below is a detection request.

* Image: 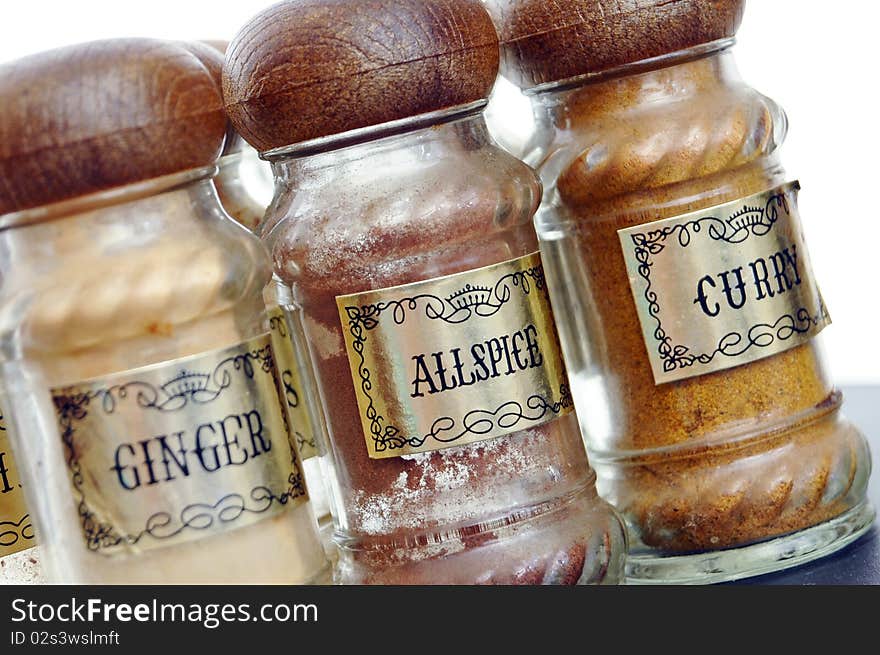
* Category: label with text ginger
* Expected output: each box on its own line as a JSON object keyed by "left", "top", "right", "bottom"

{"left": 50, "top": 334, "right": 308, "bottom": 556}
{"left": 619, "top": 182, "right": 830, "bottom": 385}
{"left": 337, "top": 251, "right": 573, "bottom": 459}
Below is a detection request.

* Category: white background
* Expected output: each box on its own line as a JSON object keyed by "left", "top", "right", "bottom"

{"left": 1, "top": 1, "right": 877, "bottom": 383}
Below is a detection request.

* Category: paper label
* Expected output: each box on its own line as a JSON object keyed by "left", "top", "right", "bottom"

{"left": 337, "top": 252, "right": 573, "bottom": 459}
{"left": 51, "top": 334, "right": 308, "bottom": 555}
{"left": 268, "top": 307, "right": 320, "bottom": 460}
{"left": 619, "top": 182, "right": 830, "bottom": 384}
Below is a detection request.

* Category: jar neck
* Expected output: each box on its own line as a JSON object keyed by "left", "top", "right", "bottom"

{"left": 0, "top": 167, "right": 219, "bottom": 234}
{"left": 271, "top": 108, "right": 492, "bottom": 169}
{"left": 529, "top": 44, "right": 743, "bottom": 129}
{"left": 0, "top": 170, "right": 225, "bottom": 276}
{"left": 262, "top": 101, "right": 488, "bottom": 161}
{"left": 263, "top": 111, "right": 495, "bottom": 234}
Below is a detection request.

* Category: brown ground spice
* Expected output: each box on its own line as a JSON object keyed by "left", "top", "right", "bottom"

{"left": 552, "top": 55, "right": 869, "bottom": 552}
{"left": 275, "top": 156, "right": 618, "bottom": 582}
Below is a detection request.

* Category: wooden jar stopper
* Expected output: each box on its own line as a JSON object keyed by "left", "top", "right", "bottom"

{"left": 488, "top": 0, "right": 746, "bottom": 90}
{"left": 223, "top": 0, "right": 500, "bottom": 153}
{"left": 187, "top": 40, "right": 246, "bottom": 157}
{"left": 0, "top": 39, "right": 228, "bottom": 216}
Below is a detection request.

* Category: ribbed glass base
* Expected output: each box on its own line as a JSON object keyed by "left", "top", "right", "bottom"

{"left": 626, "top": 500, "right": 875, "bottom": 585}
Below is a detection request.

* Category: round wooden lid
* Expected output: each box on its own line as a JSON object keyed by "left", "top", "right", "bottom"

{"left": 489, "top": 0, "right": 745, "bottom": 90}
{"left": 223, "top": 0, "right": 500, "bottom": 153}
{"left": 0, "top": 39, "right": 228, "bottom": 216}
{"left": 186, "top": 40, "right": 246, "bottom": 156}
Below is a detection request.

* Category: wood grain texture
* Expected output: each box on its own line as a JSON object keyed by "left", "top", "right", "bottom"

{"left": 487, "top": 0, "right": 745, "bottom": 89}
{"left": 187, "top": 40, "right": 245, "bottom": 156}
{"left": 223, "top": 0, "right": 500, "bottom": 153}
{"left": 0, "top": 39, "right": 228, "bottom": 215}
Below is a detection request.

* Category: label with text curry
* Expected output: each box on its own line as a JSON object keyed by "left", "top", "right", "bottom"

{"left": 51, "top": 335, "right": 308, "bottom": 556}
{"left": 619, "top": 182, "right": 830, "bottom": 385}
{"left": 337, "top": 251, "right": 573, "bottom": 459}
{"left": 0, "top": 409, "right": 35, "bottom": 557}
{"left": 268, "top": 306, "right": 320, "bottom": 460}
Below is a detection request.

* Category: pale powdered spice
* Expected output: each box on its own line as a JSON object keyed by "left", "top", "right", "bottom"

{"left": 352, "top": 430, "right": 544, "bottom": 535}
{"left": 0, "top": 547, "right": 44, "bottom": 585}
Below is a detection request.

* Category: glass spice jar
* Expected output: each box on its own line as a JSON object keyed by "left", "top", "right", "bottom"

{"left": 0, "top": 39, "right": 330, "bottom": 584}
{"left": 216, "top": 138, "right": 338, "bottom": 538}
{"left": 223, "top": 0, "right": 626, "bottom": 585}
{"left": 489, "top": 0, "right": 874, "bottom": 583}
{"left": 188, "top": 41, "right": 339, "bottom": 546}
{"left": 0, "top": 408, "right": 43, "bottom": 584}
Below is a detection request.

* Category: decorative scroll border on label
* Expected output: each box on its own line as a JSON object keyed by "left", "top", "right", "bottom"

{"left": 337, "top": 251, "right": 574, "bottom": 459}
{"left": 52, "top": 334, "right": 307, "bottom": 555}
{"left": 618, "top": 181, "right": 831, "bottom": 384}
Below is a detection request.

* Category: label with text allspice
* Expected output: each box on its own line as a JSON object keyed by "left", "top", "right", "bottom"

{"left": 337, "top": 251, "right": 574, "bottom": 459}
{"left": 0, "top": 409, "right": 35, "bottom": 557}
{"left": 619, "top": 182, "right": 830, "bottom": 385}
{"left": 51, "top": 335, "right": 308, "bottom": 555}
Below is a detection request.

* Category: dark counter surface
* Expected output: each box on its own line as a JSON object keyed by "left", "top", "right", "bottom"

{"left": 738, "top": 386, "right": 879, "bottom": 585}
